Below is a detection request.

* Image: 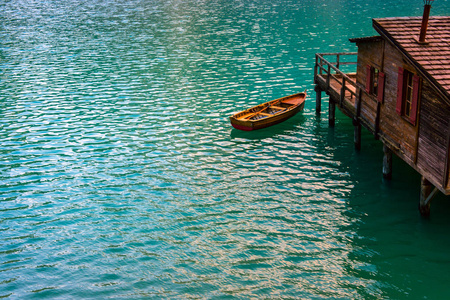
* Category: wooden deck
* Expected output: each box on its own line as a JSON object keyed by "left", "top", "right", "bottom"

{"left": 314, "top": 16, "right": 450, "bottom": 215}
{"left": 314, "top": 53, "right": 359, "bottom": 119}
{"left": 314, "top": 52, "right": 393, "bottom": 154}
{"left": 314, "top": 53, "right": 396, "bottom": 150}
{"left": 316, "top": 73, "right": 358, "bottom": 116}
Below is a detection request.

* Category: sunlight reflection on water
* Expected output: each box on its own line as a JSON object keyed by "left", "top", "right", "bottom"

{"left": 1, "top": 0, "right": 450, "bottom": 298}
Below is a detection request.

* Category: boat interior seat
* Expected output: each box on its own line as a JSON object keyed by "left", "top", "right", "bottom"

{"left": 281, "top": 99, "right": 298, "bottom": 105}
{"left": 271, "top": 106, "right": 285, "bottom": 110}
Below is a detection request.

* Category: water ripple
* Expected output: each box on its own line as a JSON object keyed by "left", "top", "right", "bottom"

{"left": 2, "top": 0, "right": 450, "bottom": 298}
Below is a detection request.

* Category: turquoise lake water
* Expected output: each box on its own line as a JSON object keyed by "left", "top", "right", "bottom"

{"left": 2, "top": 0, "right": 450, "bottom": 298}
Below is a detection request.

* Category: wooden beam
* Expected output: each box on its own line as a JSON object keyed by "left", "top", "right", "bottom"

{"left": 426, "top": 187, "right": 439, "bottom": 206}
{"left": 326, "top": 65, "right": 331, "bottom": 90}
{"left": 355, "top": 87, "right": 362, "bottom": 120}
{"left": 315, "top": 85, "right": 322, "bottom": 114}
{"left": 374, "top": 102, "right": 381, "bottom": 140}
{"left": 383, "top": 144, "right": 392, "bottom": 180}
{"left": 420, "top": 176, "right": 434, "bottom": 216}
{"left": 354, "top": 122, "right": 361, "bottom": 150}
{"left": 340, "top": 77, "right": 346, "bottom": 107}
{"left": 443, "top": 130, "right": 450, "bottom": 189}
{"left": 329, "top": 98, "right": 335, "bottom": 127}
{"left": 354, "top": 88, "right": 362, "bottom": 150}
{"left": 314, "top": 55, "right": 318, "bottom": 80}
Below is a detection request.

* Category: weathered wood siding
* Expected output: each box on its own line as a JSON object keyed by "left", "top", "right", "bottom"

{"left": 354, "top": 41, "right": 381, "bottom": 133}
{"left": 417, "top": 81, "right": 450, "bottom": 192}
{"left": 378, "top": 41, "right": 418, "bottom": 165}
{"left": 355, "top": 38, "right": 450, "bottom": 193}
{"left": 355, "top": 40, "right": 418, "bottom": 164}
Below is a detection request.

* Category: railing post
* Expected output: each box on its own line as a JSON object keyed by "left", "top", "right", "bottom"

{"left": 340, "top": 77, "right": 346, "bottom": 107}
{"left": 314, "top": 53, "right": 358, "bottom": 124}
{"left": 314, "top": 55, "right": 318, "bottom": 81}
{"left": 336, "top": 54, "right": 340, "bottom": 73}
{"left": 326, "top": 64, "right": 331, "bottom": 90}
{"left": 319, "top": 57, "right": 323, "bottom": 75}
{"left": 354, "top": 88, "right": 362, "bottom": 150}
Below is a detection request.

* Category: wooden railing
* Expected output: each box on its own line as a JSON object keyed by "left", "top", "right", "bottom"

{"left": 315, "top": 52, "right": 358, "bottom": 104}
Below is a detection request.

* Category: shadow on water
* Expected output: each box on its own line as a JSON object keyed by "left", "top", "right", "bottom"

{"left": 229, "top": 113, "right": 307, "bottom": 141}
{"left": 316, "top": 109, "right": 450, "bottom": 299}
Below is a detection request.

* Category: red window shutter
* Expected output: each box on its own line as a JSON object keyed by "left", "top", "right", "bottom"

{"left": 409, "top": 75, "right": 420, "bottom": 124}
{"left": 377, "top": 72, "right": 385, "bottom": 103}
{"left": 396, "top": 67, "right": 404, "bottom": 115}
{"left": 365, "top": 65, "right": 372, "bottom": 93}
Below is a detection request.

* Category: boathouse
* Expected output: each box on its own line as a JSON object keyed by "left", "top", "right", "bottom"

{"left": 314, "top": 6, "right": 450, "bottom": 215}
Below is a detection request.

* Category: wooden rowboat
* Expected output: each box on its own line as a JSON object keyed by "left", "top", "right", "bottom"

{"left": 229, "top": 91, "right": 307, "bottom": 131}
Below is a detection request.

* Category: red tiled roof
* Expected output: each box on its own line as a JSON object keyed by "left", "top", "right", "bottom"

{"left": 373, "top": 16, "right": 450, "bottom": 98}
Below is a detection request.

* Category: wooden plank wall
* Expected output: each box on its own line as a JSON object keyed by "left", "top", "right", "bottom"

{"left": 354, "top": 38, "right": 450, "bottom": 193}
{"left": 355, "top": 40, "right": 418, "bottom": 162}
{"left": 417, "top": 80, "right": 450, "bottom": 191}
{"left": 380, "top": 42, "right": 418, "bottom": 165}
{"left": 355, "top": 42, "right": 381, "bottom": 133}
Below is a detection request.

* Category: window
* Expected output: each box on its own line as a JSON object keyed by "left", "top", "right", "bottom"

{"left": 396, "top": 67, "right": 420, "bottom": 125}
{"left": 404, "top": 71, "right": 414, "bottom": 118}
{"left": 372, "top": 67, "right": 379, "bottom": 96}
{"left": 365, "top": 65, "right": 385, "bottom": 103}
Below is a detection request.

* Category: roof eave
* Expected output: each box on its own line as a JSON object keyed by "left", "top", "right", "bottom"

{"left": 372, "top": 19, "right": 450, "bottom": 103}
{"left": 349, "top": 36, "right": 382, "bottom": 43}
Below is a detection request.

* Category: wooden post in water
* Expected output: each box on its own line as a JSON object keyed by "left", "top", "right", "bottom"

{"left": 328, "top": 98, "right": 335, "bottom": 127}
{"left": 382, "top": 144, "right": 392, "bottom": 180}
{"left": 315, "top": 85, "right": 322, "bottom": 114}
{"left": 354, "top": 122, "right": 361, "bottom": 150}
{"left": 420, "top": 177, "right": 432, "bottom": 216}
{"left": 419, "top": 177, "right": 439, "bottom": 216}
{"left": 354, "top": 88, "right": 362, "bottom": 150}
{"left": 374, "top": 102, "right": 381, "bottom": 140}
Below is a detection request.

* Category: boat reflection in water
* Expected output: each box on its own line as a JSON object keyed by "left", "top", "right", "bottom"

{"left": 229, "top": 91, "right": 307, "bottom": 131}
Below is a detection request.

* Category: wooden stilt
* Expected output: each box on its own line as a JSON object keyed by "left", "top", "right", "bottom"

{"left": 354, "top": 87, "right": 362, "bottom": 150}
{"left": 382, "top": 144, "right": 392, "bottom": 180}
{"left": 354, "top": 122, "right": 361, "bottom": 150}
{"left": 420, "top": 177, "right": 432, "bottom": 216}
{"left": 374, "top": 102, "right": 381, "bottom": 140}
{"left": 315, "top": 85, "right": 322, "bottom": 114}
{"left": 328, "top": 99, "right": 335, "bottom": 127}
{"left": 419, "top": 177, "right": 439, "bottom": 216}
